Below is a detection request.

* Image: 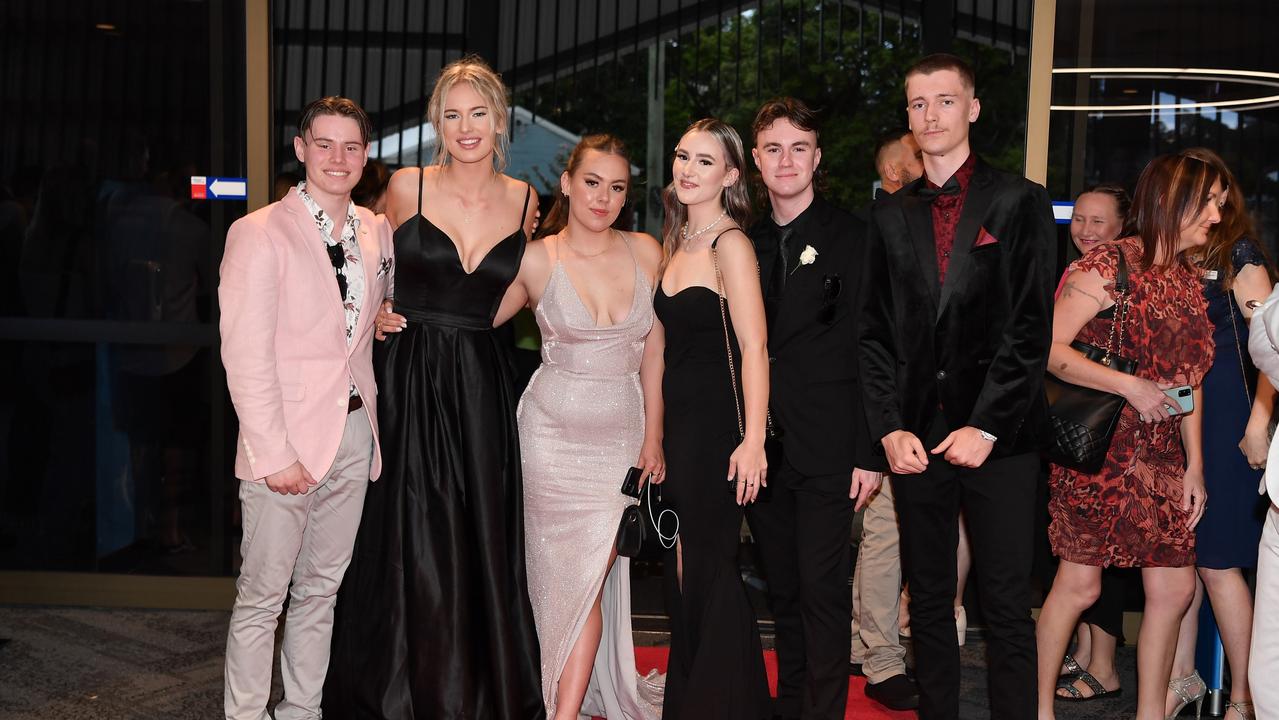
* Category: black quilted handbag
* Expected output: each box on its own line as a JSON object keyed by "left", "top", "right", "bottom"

{"left": 1044, "top": 252, "right": 1136, "bottom": 474}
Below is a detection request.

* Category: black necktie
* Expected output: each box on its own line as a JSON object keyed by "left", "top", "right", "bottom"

{"left": 326, "top": 241, "right": 348, "bottom": 301}
{"left": 769, "top": 226, "right": 795, "bottom": 298}
{"left": 917, "top": 176, "right": 962, "bottom": 202}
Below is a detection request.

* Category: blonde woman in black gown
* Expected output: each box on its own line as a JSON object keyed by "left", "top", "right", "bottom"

{"left": 325, "top": 56, "right": 544, "bottom": 719}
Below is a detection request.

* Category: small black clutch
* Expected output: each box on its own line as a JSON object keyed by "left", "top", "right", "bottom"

{"left": 616, "top": 467, "right": 646, "bottom": 557}
{"left": 615, "top": 504, "right": 644, "bottom": 558}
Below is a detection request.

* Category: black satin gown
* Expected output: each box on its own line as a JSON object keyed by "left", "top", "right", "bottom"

{"left": 325, "top": 177, "right": 544, "bottom": 720}
{"left": 654, "top": 281, "right": 770, "bottom": 720}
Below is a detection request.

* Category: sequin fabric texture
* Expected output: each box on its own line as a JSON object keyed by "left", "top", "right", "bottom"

{"left": 517, "top": 239, "right": 663, "bottom": 719}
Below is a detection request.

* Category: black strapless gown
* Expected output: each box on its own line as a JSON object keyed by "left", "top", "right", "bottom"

{"left": 654, "top": 284, "right": 770, "bottom": 720}
{"left": 325, "top": 183, "right": 544, "bottom": 720}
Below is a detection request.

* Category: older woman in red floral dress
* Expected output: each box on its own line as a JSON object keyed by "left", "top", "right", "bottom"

{"left": 1036, "top": 154, "right": 1222, "bottom": 720}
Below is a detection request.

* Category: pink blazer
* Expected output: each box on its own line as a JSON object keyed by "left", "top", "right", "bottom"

{"left": 219, "top": 188, "right": 393, "bottom": 484}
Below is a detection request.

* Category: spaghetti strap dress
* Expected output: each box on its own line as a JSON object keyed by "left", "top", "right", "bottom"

{"left": 518, "top": 235, "right": 663, "bottom": 719}
{"left": 325, "top": 171, "right": 544, "bottom": 719}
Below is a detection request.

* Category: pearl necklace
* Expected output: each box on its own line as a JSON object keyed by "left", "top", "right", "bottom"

{"left": 682, "top": 210, "right": 728, "bottom": 243}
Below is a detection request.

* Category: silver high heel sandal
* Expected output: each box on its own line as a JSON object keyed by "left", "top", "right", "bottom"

{"left": 1225, "top": 701, "right": 1255, "bottom": 720}
{"left": 1166, "top": 671, "right": 1206, "bottom": 720}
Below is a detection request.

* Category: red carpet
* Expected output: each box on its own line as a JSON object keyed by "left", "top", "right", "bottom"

{"left": 625, "top": 646, "right": 917, "bottom": 720}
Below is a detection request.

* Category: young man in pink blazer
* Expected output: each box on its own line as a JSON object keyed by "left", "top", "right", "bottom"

{"left": 220, "top": 96, "right": 393, "bottom": 720}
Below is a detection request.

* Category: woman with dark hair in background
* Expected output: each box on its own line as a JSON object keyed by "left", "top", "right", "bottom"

{"left": 653, "top": 118, "right": 770, "bottom": 719}
{"left": 351, "top": 158, "right": 392, "bottom": 214}
{"left": 517, "top": 134, "right": 665, "bottom": 719}
{"left": 1164, "top": 147, "right": 1274, "bottom": 720}
{"left": 1055, "top": 183, "right": 1133, "bottom": 702}
{"left": 1037, "top": 154, "right": 1219, "bottom": 720}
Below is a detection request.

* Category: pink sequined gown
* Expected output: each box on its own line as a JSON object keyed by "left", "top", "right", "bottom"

{"left": 517, "top": 239, "right": 663, "bottom": 719}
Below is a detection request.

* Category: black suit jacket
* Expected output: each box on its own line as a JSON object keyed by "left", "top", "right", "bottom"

{"left": 752, "top": 194, "right": 885, "bottom": 477}
{"left": 857, "top": 157, "right": 1056, "bottom": 460}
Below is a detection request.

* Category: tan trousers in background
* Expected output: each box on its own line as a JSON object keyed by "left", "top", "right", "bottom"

{"left": 1250, "top": 504, "right": 1279, "bottom": 720}
{"left": 851, "top": 477, "right": 908, "bottom": 683}
{"left": 224, "top": 410, "right": 373, "bottom": 720}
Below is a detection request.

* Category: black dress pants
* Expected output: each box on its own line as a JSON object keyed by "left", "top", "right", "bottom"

{"left": 892, "top": 420, "right": 1038, "bottom": 720}
{"left": 748, "top": 455, "right": 854, "bottom": 720}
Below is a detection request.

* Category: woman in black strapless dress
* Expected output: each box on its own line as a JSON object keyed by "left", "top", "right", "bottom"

{"left": 324, "top": 58, "right": 544, "bottom": 720}
{"left": 653, "top": 118, "right": 771, "bottom": 719}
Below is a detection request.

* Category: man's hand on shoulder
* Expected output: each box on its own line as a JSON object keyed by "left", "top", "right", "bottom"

{"left": 263, "top": 461, "right": 317, "bottom": 495}
{"left": 930, "top": 426, "right": 995, "bottom": 468}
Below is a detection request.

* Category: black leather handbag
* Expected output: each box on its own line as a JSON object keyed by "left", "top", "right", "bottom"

{"left": 615, "top": 502, "right": 645, "bottom": 558}
{"left": 615, "top": 472, "right": 678, "bottom": 558}
{"left": 1044, "top": 252, "right": 1136, "bottom": 474}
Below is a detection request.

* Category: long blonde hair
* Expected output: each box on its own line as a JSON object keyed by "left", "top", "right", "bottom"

{"left": 425, "top": 55, "right": 511, "bottom": 171}
{"left": 661, "top": 118, "right": 753, "bottom": 269}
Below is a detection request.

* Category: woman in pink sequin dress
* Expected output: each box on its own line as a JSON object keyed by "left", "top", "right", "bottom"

{"left": 517, "top": 135, "right": 665, "bottom": 720}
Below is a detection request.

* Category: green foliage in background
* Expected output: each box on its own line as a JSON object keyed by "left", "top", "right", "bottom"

{"left": 517, "top": 1, "right": 1029, "bottom": 219}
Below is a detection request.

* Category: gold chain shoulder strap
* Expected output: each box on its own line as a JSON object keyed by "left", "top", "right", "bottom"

{"left": 711, "top": 235, "right": 746, "bottom": 440}
{"left": 1103, "top": 249, "right": 1130, "bottom": 365}
{"left": 711, "top": 230, "right": 774, "bottom": 441}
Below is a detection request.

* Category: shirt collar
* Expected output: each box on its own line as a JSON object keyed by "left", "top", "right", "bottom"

{"left": 295, "top": 181, "right": 360, "bottom": 243}
{"left": 923, "top": 152, "right": 977, "bottom": 194}
{"left": 770, "top": 193, "right": 824, "bottom": 237}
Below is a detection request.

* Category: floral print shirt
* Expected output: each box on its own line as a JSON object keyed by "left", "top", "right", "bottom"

{"left": 296, "top": 182, "right": 363, "bottom": 346}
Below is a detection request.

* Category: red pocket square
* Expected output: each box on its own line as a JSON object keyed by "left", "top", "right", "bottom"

{"left": 974, "top": 227, "right": 999, "bottom": 247}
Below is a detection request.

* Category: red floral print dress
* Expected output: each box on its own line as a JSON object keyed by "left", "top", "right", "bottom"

{"left": 1049, "top": 237, "right": 1215, "bottom": 568}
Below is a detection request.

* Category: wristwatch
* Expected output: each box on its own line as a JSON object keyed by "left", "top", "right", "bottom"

{"left": 978, "top": 429, "right": 998, "bottom": 443}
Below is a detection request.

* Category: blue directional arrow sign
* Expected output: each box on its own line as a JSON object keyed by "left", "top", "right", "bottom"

{"left": 190, "top": 176, "right": 248, "bottom": 201}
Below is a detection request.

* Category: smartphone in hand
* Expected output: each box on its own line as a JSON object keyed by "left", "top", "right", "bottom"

{"left": 1163, "top": 385, "right": 1194, "bottom": 415}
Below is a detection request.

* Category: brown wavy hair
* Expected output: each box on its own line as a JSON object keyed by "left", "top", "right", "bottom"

{"left": 1180, "top": 147, "right": 1276, "bottom": 288}
{"left": 535, "top": 133, "right": 631, "bottom": 240}
{"left": 1130, "top": 153, "right": 1223, "bottom": 270}
{"left": 660, "top": 118, "right": 753, "bottom": 270}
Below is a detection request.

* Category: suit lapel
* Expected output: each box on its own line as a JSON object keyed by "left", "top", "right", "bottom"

{"left": 938, "top": 162, "right": 995, "bottom": 317}
{"left": 902, "top": 189, "right": 941, "bottom": 313}
{"left": 284, "top": 192, "right": 348, "bottom": 340}
{"left": 349, "top": 220, "right": 380, "bottom": 356}
{"left": 771, "top": 198, "right": 829, "bottom": 347}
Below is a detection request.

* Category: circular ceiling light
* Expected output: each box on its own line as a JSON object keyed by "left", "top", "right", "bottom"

{"left": 1050, "top": 67, "right": 1279, "bottom": 116}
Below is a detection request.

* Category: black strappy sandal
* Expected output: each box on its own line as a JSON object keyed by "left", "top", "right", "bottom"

{"left": 1055, "top": 669, "right": 1123, "bottom": 702}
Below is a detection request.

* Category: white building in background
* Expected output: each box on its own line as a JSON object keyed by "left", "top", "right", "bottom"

{"left": 369, "top": 106, "right": 637, "bottom": 195}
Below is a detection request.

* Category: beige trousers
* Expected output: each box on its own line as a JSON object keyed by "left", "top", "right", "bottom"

{"left": 1250, "top": 503, "right": 1279, "bottom": 720}
{"left": 224, "top": 410, "right": 372, "bottom": 720}
{"left": 851, "top": 476, "right": 907, "bottom": 683}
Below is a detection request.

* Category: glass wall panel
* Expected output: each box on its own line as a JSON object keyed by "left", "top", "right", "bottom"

{"left": 1048, "top": 0, "right": 1279, "bottom": 259}
{"left": 0, "top": 0, "right": 246, "bottom": 575}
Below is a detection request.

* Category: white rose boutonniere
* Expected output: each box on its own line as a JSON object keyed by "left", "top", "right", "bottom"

{"left": 791, "top": 244, "right": 818, "bottom": 274}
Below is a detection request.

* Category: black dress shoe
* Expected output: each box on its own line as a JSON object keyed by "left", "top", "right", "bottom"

{"left": 850, "top": 661, "right": 865, "bottom": 677}
{"left": 864, "top": 673, "right": 920, "bottom": 711}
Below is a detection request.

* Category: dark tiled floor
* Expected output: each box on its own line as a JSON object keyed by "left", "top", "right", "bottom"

{"left": 0, "top": 603, "right": 1159, "bottom": 720}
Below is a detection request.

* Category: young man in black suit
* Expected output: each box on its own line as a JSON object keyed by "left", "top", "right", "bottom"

{"left": 857, "top": 54, "right": 1056, "bottom": 719}
{"left": 747, "top": 97, "right": 885, "bottom": 720}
